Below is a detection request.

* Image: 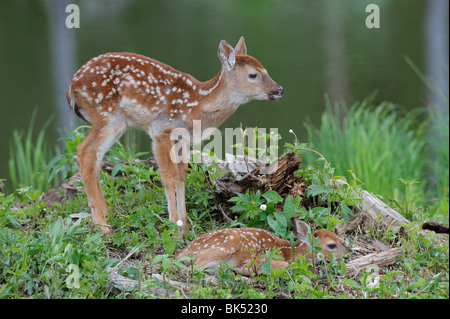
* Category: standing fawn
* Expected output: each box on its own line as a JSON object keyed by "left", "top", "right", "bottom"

{"left": 177, "top": 218, "right": 353, "bottom": 275}
{"left": 66, "top": 37, "right": 283, "bottom": 235}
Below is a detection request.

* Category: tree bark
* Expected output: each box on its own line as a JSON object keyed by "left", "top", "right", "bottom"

{"left": 345, "top": 247, "right": 403, "bottom": 277}
{"left": 332, "top": 178, "right": 410, "bottom": 231}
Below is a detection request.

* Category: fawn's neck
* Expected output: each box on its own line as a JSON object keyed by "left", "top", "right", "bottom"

{"left": 274, "top": 237, "right": 310, "bottom": 263}
{"left": 188, "top": 69, "right": 244, "bottom": 130}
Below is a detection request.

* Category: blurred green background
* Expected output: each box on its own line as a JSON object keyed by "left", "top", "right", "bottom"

{"left": 0, "top": 0, "right": 448, "bottom": 187}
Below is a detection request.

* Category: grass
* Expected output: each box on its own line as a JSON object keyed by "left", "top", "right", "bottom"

{"left": 7, "top": 110, "right": 55, "bottom": 194}
{"left": 427, "top": 109, "right": 449, "bottom": 200}
{"left": 305, "top": 99, "right": 428, "bottom": 203}
{"left": 1, "top": 113, "right": 448, "bottom": 299}
{"left": 404, "top": 56, "right": 449, "bottom": 204}
{"left": 304, "top": 98, "right": 449, "bottom": 224}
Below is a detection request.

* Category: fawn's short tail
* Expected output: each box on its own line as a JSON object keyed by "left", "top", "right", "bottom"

{"left": 66, "top": 85, "right": 90, "bottom": 123}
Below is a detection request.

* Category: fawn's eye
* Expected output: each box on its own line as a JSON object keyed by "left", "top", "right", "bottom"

{"left": 328, "top": 243, "right": 337, "bottom": 250}
{"left": 249, "top": 73, "right": 258, "bottom": 79}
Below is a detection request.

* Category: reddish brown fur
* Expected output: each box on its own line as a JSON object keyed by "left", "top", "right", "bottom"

{"left": 235, "top": 55, "right": 264, "bottom": 69}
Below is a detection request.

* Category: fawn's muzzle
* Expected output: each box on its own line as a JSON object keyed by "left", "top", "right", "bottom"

{"left": 268, "top": 85, "right": 283, "bottom": 100}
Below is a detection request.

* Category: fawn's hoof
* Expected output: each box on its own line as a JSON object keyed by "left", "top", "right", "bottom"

{"left": 99, "top": 225, "right": 112, "bottom": 235}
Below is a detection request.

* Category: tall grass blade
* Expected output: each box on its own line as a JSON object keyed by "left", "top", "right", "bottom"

{"left": 7, "top": 109, "right": 54, "bottom": 193}
{"left": 305, "top": 100, "right": 427, "bottom": 205}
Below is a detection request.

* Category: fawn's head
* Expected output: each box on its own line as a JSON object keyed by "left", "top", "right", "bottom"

{"left": 291, "top": 218, "right": 353, "bottom": 261}
{"left": 217, "top": 36, "right": 283, "bottom": 105}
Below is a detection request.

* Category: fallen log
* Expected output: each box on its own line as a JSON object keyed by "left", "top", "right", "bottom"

{"left": 207, "top": 153, "right": 409, "bottom": 233}
{"left": 345, "top": 247, "right": 403, "bottom": 277}
{"left": 422, "top": 221, "right": 449, "bottom": 234}
{"left": 333, "top": 178, "right": 410, "bottom": 231}
{"left": 106, "top": 267, "right": 178, "bottom": 298}
{"left": 212, "top": 151, "right": 305, "bottom": 206}
{"left": 105, "top": 266, "right": 198, "bottom": 298}
{"left": 350, "top": 234, "right": 390, "bottom": 255}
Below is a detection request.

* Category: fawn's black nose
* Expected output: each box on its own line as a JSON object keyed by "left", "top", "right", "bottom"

{"left": 277, "top": 86, "right": 284, "bottom": 95}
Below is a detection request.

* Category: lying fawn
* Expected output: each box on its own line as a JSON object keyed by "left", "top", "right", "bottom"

{"left": 177, "top": 218, "right": 352, "bottom": 275}
{"left": 66, "top": 37, "right": 283, "bottom": 235}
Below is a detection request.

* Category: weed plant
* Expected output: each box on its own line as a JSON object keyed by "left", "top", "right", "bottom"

{"left": 8, "top": 110, "right": 54, "bottom": 194}
{"left": 304, "top": 98, "right": 449, "bottom": 224}
{"left": 305, "top": 99, "right": 427, "bottom": 205}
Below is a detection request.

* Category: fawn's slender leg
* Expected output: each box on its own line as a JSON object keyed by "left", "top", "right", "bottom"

{"left": 268, "top": 259, "right": 290, "bottom": 269}
{"left": 176, "top": 161, "right": 189, "bottom": 234}
{"left": 77, "top": 116, "right": 126, "bottom": 234}
{"left": 193, "top": 250, "right": 229, "bottom": 270}
{"left": 152, "top": 131, "right": 179, "bottom": 231}
{"left": 255, "top": 256, "right": 290, "bottom": 270}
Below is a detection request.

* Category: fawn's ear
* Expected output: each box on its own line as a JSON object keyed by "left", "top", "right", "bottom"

{"left": 218, "top": 39, "right": 236, "bottom": 71}
{"left": 234, "top": 36, "right": 247, "bottom": 56}
{"left": 291, "top": 218, "right": 311, "bottom": 245}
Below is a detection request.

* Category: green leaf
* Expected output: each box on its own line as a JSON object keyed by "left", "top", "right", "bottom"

{"left": 274, "top": 211, "right": 287, "bottom": 230}
{"left": 340, "top": 204, "right": 354, "bottom": 223}
{"left": 161, "top": 230, "right": 175, "bottom": 255}
{"left": 261, "top": 258, "right": 272, "bottom": 275}
{"left": 174, "top": 260, "right": 190, "bottom": 271}
{"left": 283, "top": 195, "right": 301, "bottom": 222}
{"left": 342, "top": 278, "right": 360, "bottom": 288}
{"left": 111, "top": 163, "right": 124, "bottom": 178}
{"left": 151, "top": 254, "right": 165, "bottom": 265}
{"left": 228, "top": 196, "right": 241, "bottom": 203}
{"left": 345, "top": 191, "right": 363, "bottom": 206}
{"left": 267, "top": 215, "right": 280, "bottom": 234}
{"left": 398, "top": 178, "right": 420, "bottom": 187}
{"left": 162, "top": 257, "right": 172, "bottom": 271}
{"left": 267, "top": 211, "right": 288, "bottom": 237}
{"left": 306, "top": 184, "right": 332, "bottom": 197}
{"left": 262, "top": 190, "right": 283, "bottom": 203}
{"left": 261, "top": 247, "right": 283, "bottom": 275}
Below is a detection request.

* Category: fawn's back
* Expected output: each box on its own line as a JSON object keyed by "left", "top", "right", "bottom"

{"left": 67, "top": 52, "right": 202, "bottom": 129}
